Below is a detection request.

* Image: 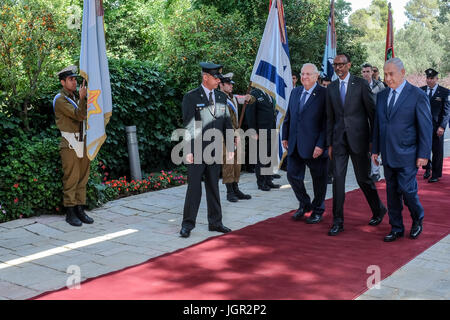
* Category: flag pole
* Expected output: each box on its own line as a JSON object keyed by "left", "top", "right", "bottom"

{"left": 238, "top": 83, "right": 253, "bottom": 129}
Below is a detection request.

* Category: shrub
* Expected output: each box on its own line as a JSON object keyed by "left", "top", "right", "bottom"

{"left": 95, "top": 58, "right": 182, "bottom": 178}
{"left": 0, "top": 136, "right": 116, "bottom": 222}
{"left": 105, "top": 170, "right": 187, "bottom": 198}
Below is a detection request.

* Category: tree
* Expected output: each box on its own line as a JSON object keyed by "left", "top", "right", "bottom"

{"left": 348, "top": 0, "right": 389, "bottom": 42}
{"left": 0, "top": 0, "right": 77, "bottom": 130}
{"left": 405, "top": 0, "right": 440, "bottom": 29}
{"left": 395, "top": 21, "right": 444, "bottom": 73}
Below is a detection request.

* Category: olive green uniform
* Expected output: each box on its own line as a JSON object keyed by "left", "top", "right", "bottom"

{"left": 54, "top": 89, "right": 90, "bottom": 207}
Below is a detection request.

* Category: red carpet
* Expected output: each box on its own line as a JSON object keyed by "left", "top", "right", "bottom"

{"left": 35, "top": 159, "right": 450, "bottom": 300}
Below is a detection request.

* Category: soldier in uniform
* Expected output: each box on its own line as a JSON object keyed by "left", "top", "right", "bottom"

{"left": 180, "top": 62, "right": 234, "bottom": 238}
{"left": 218, "top": 72, "right": 253, "bottom": 202}
{"left": 421, "top": 68, "right": 450, "bottom": 182}
{"left": 246, "top": 87, "right": 281, "bottom": 191}
{"left": 53, "top": 65, "right": 94, "bottom": 227}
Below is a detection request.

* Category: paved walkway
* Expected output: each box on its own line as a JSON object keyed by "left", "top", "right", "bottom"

{"left": 0, "top": 132, "right": 449, "bottom": 300}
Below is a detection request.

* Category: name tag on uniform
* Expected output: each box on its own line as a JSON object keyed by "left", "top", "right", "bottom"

{"left": 196, "top": 103, "right": 205, "bottom": 110}
{"left": 435, "top": 97, "right": 442, "bottom": 101}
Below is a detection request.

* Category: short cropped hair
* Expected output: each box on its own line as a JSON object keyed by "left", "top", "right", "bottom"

{"left": 384, "top": 57, "right": 405, "bottom": 72}
{"left": 337, "top": 53, "right": 351, "bottom": 63}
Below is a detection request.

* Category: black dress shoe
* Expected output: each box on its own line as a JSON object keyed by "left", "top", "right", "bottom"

{"left": 428, "top": 177, "right": 439, "bottom": 183}
{"left": 410, "top": 223, "right": 423, "bottom": 239}
{"left": 368, "top": 207, "right": 387, "bottom": 226}
{"left": 292, "top": 208, "right": 306, "bottom": 221}
{"left": 423, "top": 169, "right": 431, "bottom": 179}
{"left": 370, "top": 174, "right": 381, "bottom": 182}
{"left": 208, "top": 225, "right": 232, "bottom": 233}
{"left": 306, "top": 213, "right": 322, "bottom": 224}
{"left": 272, "top": 174, "right": 281, "bottom": 179}
{"left": 258, "top": 184, "right": 271, "bottom": 191}
{"left": 266, "top": 182, "right": 280, "bottom": 189}
{"left": 383, "top": 231, "right": 404, "bottom": 242}
{"left": 328, "top": 224, "right": 344, "bottom": 236}
{"left": 180, "top": 227, "right": 191, "bottom": 238}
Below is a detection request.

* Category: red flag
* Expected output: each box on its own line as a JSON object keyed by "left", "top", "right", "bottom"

{"left": 385, "top": 2, "right": 394, "bottom": 61}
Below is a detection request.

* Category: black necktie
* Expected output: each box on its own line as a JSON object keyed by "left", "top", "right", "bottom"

{"left": 208, "top": 91, "right": 215, "bottom": 114}
{"left": 428, "top": 88, "right": 433, "bottom": 101}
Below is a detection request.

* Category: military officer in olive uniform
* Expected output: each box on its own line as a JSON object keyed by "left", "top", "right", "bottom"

{"left": 245, "top": 87, "right": 280, "bottom": 191}
{"left": 180, "top": 62, "right": 234, "bottom": 238}
{"left": 218, "top": 72, "right": 253, "bottom": 202}
{"left": 421, "top": 68, "right": 450, "bottom": 182}
{"left": 53, "top": 65, "right": 94, "bottom": 227}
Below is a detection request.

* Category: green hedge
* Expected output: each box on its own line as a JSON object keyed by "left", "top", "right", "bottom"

{"left": 0, "top": 136, "right": 117, "bottom": 223}
{"left": 98, "top": 58, "right": 182, "bottom": 178}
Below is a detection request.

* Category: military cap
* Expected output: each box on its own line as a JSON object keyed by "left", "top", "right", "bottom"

{"left": 221, "top": 72, "right": 235, "bottom": 84}
{"left": 425, "top": 68, "right": 438, "bottom": 78}
{"left": 200, "top": 62, "right": 223, "bottom": 78}
{"left": 57, "top": 65, "right": 78, "bottom": 80}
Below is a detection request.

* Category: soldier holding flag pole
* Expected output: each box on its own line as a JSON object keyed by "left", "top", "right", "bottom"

{"left": 54, "top": 0, "right": 112, "bottom": 226}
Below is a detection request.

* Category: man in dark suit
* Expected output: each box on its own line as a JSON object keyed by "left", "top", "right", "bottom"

{"left": 372, "top": 58, "right": 432, "bottom": 242}
{"left": 420, "top": 68, "right": 450, "bottom": 183}
{"left": 326, "top": 53, "right": 387, "bottom": 236}
{"left": 282, "top": 63, "right": 328, "bottom": 224}
{"left": 246, "top": 87, "right": 280, "bottom": 191}
{"left": 180, "top": 62, "right": 234, "bottom": 238}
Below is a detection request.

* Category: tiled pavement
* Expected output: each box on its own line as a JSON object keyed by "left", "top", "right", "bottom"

{"left": 0, "top": 132, "right": 449, "bottom": 300}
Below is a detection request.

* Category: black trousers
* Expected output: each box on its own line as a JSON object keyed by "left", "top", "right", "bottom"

{"left": 182, "top": 163, "right": 223, "bottom": 230}
{"left": 332, "top": 134, "right": 386, "bottom": 224}
{"left": 287, "top": 148, "right": 328, "bottom": 215}
{"left": 255, "top": 131, "right": 274, "bottom": 187}
{"left": 423, "top": 128, "right": 444, "bottom": 178}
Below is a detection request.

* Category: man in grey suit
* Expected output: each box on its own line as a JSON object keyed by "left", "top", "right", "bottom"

{"left": 326, "top": 54, "right": 387, "bottom": 236}
{"left": 361, "top": 63, "right": 385, "bottom": 182}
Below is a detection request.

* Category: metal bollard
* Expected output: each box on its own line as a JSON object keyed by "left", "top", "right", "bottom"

{"left": 125, "top": 126, "right": 142, "bottom": 181}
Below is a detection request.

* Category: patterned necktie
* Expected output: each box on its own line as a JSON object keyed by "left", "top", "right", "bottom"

{"left": 299, "top": 90, "right": 308, "bottom": 112}
{"left": 388, "top": 90, "right": 396, "bottom": 116}
{"left": 208, "top": 91, "right": 215, "bottom": 115}
{"left": 340, "top": 81, "right": 346, "bottom": 106}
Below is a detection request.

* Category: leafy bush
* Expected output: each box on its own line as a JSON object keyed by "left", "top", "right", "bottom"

{"left": 0, "top": 136, "right": 115, "bottom": 222}
{"left": 97, "top": 58, "right": 182, "bottom": 178}
{"left": 105, "top": 170, "right": 187, "bottom": 198}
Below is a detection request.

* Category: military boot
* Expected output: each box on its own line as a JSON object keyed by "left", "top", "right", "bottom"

{"left": 232, "top": 182, "right": 251, "bottom": 200}
{"left": 226, "top": 183, "right": 239, "bottom": 202}
{"left": 66, "top": 206, "right": 82, "bottom": 227}
{"left": 76, "top": 205, "right": 94, "bottom": 224}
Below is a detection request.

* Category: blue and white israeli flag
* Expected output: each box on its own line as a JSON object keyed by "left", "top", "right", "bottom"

{"left": 79, "top": 0, "right": 112, "bottom": 160}
{"left": 250, "top": 0, "right": 292, "bottom": 167}
{"left": 320, "top": 0, "right": 337, "bottom": 81}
